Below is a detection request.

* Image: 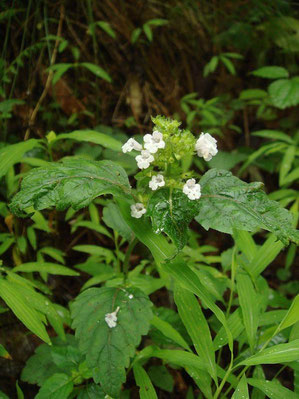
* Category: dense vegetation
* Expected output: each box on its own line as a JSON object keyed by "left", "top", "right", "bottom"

{"left": 0, "top": 1, "right": 298, "bottom": 398}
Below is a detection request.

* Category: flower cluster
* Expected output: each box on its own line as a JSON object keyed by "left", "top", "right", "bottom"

{"left": 121, "top": 117, "right": 218, "bottom": 218}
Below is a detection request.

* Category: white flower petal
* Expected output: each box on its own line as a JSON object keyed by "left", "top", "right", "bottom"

{"left": 149, "top": 174, "right": 165, "bottom": 190}
{"left": 122, "top": 138, "right": 142, "bottom": 153}
{"left": 195, "top": 133, "right": 218, "bottom": 161}
{"left": 183, "top": 179, "right": 201, "bottom": 200}
{"left": 131, "top": 203, "right": 146, "bottom": 218}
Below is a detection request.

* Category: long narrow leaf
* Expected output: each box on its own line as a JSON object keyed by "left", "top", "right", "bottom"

{"left": 236, "top": 270, "right": 259, "bottom": 352}
{"left": 0, "top": 279, "right": 50, "bottom": 344}
{"left": 133, "top": 363, "right": 158, "bottom": 399}
{"left": 174, "top": 285, "right": 217, "bottom": 382}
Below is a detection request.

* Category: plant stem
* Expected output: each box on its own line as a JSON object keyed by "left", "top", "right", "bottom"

{"left": 123, "top": 236, "right": 137, "bottom": 280}
{"left": 213, "top": 354, "right": 234, "bottom": 399}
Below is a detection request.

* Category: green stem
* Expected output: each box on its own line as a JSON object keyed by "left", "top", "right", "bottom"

{"left": 213, "top": 354, "right": 234, "bottom": 399}
{"left": 114, "top": 232, "right": 121, "bottom": 274}
{"left": 123, "top": 236, "right": 137, "bottom": 280}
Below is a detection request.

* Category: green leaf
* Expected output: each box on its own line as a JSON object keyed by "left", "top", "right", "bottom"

{"left": 214, "top": 309, "right": 244, "bottom": 350}
{"left": 232, "top": 375, "right": 249, "bottom": 399}
{"left": 252, "top": 366, "right": 266, "bottom": 399}
{"left": 251, "top": 130, "right": 294, "bottom": 144}
{"left": 13, "top": 262, "right": 79, "bottom": 276}
{"left": 22, "top": 336, "right": 83, "bottom": 386}
{"left": 103, "top": 202, "right": 133, "bottom": 240}
{"left": 49, "top": 63, "right": 72, "bottom": 85}
{"left": 239, "top": 89, "right": 268, "bottom": 100}
{"left": 0, "top": 278, "right": 50, "bottom": 344}
{"left": 147, "top": 188, "right": 199, "bottom": 250}
{"left": 131, "top": 28, "right": 142, "bottom": 44}
{"left": 276, "top": 295, "right": 299, "bottom": 332}
{"left": 77, "top": 384, "right": 106, "bottom": 398}
{"left": 133, "top": 363, "right": 158, "bottom": 399}
{"left": 0, "top": 344, "right": 10, "bottom": 359}
{"left": 143, "top": 24, "right": 153, "bottom": 41}
{"left": 247, "top": 378, "right": 297, "bottom": 399}
{"left": 238, "top": 339, "right": 299, "bottom": 366}
{"left": 117, "top": 199, "right": 174, "bottom": 263}
{"left": 71, "top": 286, "right": 153, "bottom": 397}
{"left": 248, "top": 234, "right": 284, "bottom": 278}
{"left": 251, "top": 66, "right": 289, "bottom": 79}
{"left": 195, "top": 169, "right": 299, "bottom": 245}
{"left": 163, "top": 257, "right": 233, "bottom": 351}
{"left": 0, "top": 139, "right": 40, "bottom": 178}
{"left": 80, "top": 62, "right": 112, "bottom": 83}
{"left": 233, "top": 230, "right": 257, "bottom": 262}
{"left": 236, "top": 270, "right": 260, "bottom": 351}
{"left": 53, "top": 130, "right": 123, "bottom": 152}
{"left": 94, "top": 21, "right": 116, "bottom": 38}
{"left": 269, "top": 77, "right": 299, "bottom": 109}
{"left": 279, "top": 146, "right": 296, "bottom": 186}
{"left": 10, "top": 159, "right": 131, "bottom": 217}
{"left": 35, "top": 373, "right": 73, "bottom": 399}
{"left": 16, "top": 381, "right": 24, "bottom": 399}
{"left": 174, "top": 285, "right": 217, "bottom": 382}
{"left": 147, "top": 365, "right": 174, "bottom": 393}
{"left": 0, "top": 391, "right": 9, "bottom": 399}
{"left": 6, "top": 272, "right": 65, "bottom": 340}
{"left": 220, "top": 55, "right": 236, "bottom": 75}
{"left": 150, "top": 315, "right": 190, "bottom": 351}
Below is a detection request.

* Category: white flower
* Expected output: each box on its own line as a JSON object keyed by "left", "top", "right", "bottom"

{"left": 130, "top": 203, "right": 146, "bottom": 218}
{"left": 149, "top": 174, "right": 165, "bottom": 191}
{"left": 105, "top": 306, "right": 120, "bottom": 328}
{"left": 135, "top": 150, "right": 154, "bottom": 169}
{"left": 122, "top": 138, "right": 142, "bottom": 153}
{"left": 144, "top": 130, "right": 165, "bottom": 153}
{"left": 183, "top": 178, "right": 201, "bottom": 200}
{"left": 195, "top": 133, "right": 218, "bottom": 161}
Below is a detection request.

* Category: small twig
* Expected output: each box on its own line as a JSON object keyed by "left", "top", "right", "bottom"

{"left": 24, "top": 4, "right": 65, "bottom": 141}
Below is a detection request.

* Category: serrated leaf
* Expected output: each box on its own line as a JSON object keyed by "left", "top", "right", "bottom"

{"left": 0, "top": 139, "right": 40, "bottom": 178}
{"left": 71, "top": 286, "right": 153, "bottom": 397}
{"left": 247, "top": 378, "right": 297, "bottom": 399}
{"left": 0, "top": 278, "right": 50, "bottom": 344}
{"left": 238, "top": 339, "right": 299, "bottom": 366}
{"left": 147, "top": 188, "right": 199, "bottom": 250}
{"left": 133, "top": 363, "right": 158, "bottom": 399}
{"left": 252, "top": 66, "right": 289, "bottom": 79}
{"left": 10, "top": 159, "right": 131, "bottom": 217}
{"left": 77, "top": 384, "right": 106, "bottom": 398}
{"left": 269, "top": 77, "right": 299, "bottom": 109}
{"left": 35, "top": 373, "right": 73, "bottom": 399}
{"left": 195, "top": 169, "right": 299, "bottom": 245}
{"left": 21, "top": 336, "right": 82, "bottom": 386}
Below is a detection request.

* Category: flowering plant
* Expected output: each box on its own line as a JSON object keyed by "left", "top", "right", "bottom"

{"left": 3, "top": 116, "right": 299, "bottom": 398}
